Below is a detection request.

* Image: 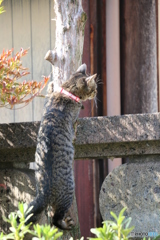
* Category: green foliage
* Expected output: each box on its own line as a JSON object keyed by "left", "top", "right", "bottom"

{"left": 0, "top": 49, "right": 50, "bottom": 109}
{"left": 0, "top": 202, "right": 33, "bottom": 240}
{"left": 1, "top": 204, "right": 159, "bottom": 240}
{"left": 69, "top": 238, "right": 84, "bottom": 240}
{"left": 0, "top": 2, "right": 50, "bottom": 109}
{"left": 0, "top": 202, "right": 62, "bottom": 240}
{"left": 32, "top": 224, "right": 63, "bottom": 240}
{"left": 88, "top": 208, "right": 134, "bottom": 240}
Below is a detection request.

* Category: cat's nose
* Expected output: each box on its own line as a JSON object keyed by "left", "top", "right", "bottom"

{"left": 92, "top": 74, "right": 97, "bottom": 81}
{"left": 86, "top": 74, "right": 97, "bottom": 82}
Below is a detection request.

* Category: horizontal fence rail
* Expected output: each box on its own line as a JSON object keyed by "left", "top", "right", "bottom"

{"left": 0, "top": 112, "right": 160, "bottom": 162}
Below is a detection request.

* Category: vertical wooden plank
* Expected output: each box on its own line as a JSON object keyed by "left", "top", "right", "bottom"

{"left": 0, "top": 0, "right": 12, "bottom": 49}
{"left": 89, "top": 0, "right": 99, "bottom": 230}
{"left": 0, "top": 0, "right": 14, "bottom": 123}
{"left": 74, "top": 1, "right": 95, "bottom": 238}
{"left": 49, "top": 0, "right": 56, "bottom": 83}
{"left": 12, "top": 0, "right": 33, "bottom": 122}
{"left": 31, "top": 0, "right": 51, "bottom": 121}
{"left": 94, "top": 0, "right": 108, "bottom": 228}
{"left": 75, "top": 0, "right": 107, "bottom": 237}
{"left": 120, "top": 0, "right": 158, "bottom": 167}
{"left": 50, "top": 0, "right": 56, "bottom": 51}
{"left": 98, "top": 0, "right": 107, "bottom": 117}
{"left": 106, "top": 1, "right": 122, "bottom": 172}
{"left": 120, "top": 0, "right": 158, "bottom": 114}
{"left": 157, "top": 0, "right": 160, "bottom": 111}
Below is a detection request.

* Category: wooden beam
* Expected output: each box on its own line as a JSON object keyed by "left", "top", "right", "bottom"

{"left": 157, "top": 0, "right": 160, "bottom": 110}
{"left": 0, "top": 113, "right": 160, "bottom": 162}
{"left": 120, "top": 0, "right": 158, "bottom": 114}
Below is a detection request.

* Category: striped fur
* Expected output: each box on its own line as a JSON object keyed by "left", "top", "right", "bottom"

{"left": 26, "top": 64, "right": 97, "bottom": 229}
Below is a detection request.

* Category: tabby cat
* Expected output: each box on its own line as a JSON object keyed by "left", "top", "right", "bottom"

{"left": 26, "top": 64, "right": 97, "bottom": 230}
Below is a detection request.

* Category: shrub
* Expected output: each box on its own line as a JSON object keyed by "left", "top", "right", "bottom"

{"left": 0, "top": 48, "right": 50, "bottom": 109}
{"left": 88, "top": 207, "right": 134, "bottom": 240}
{"left": 0, "top": 0, "right": 5, "bottom": 14}
{"left": 0, "top": 202, "right": 62, "bottom": 240}
{"left": 1, "top": 203, "right": 160, "bottom": 240}
{"left": 0, "top": 1, "right": 50, "bottom": 109}
{"left": 0, "top": 203, "right": 134, "bottom": 240}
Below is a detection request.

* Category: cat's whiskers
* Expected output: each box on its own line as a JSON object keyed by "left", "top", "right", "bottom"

{"left": 96, "top": 77, "right": 103, "bottom": 85}
{"left": 97, "top": 81, "right": 103, "bottom": 85}
{"left": 95, "top": 96, "right": 101, "bottom": 103}
{"left": 94, "top": 97, "right": 98, "bottom": 109}
{"left": 88, "top": 97, "right": 98, "bottom": 116}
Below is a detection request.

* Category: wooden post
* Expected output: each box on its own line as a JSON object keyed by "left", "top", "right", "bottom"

{"left": 121, "top": 0, "right": 158, "bottom": 114}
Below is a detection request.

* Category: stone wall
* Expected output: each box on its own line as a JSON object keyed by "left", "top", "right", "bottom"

{"left": 0, "top": 113, "right": 160, "bottom": 238}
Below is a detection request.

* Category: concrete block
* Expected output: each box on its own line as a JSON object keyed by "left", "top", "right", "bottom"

{"left": 0, "top": 113, "right": 160, "bottom": 162}
{"left": 99, "top": 156, "right": 160, "bottom": 237}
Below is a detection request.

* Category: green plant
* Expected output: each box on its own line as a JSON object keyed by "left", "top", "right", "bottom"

{"left": 1, "top": 203, "right": 159, "bottom": 240}
{"left": 0, "top": 202, "right": 62, "bottom": 240}
{"left": 0, "top": 0, "right": 5, "bottom": 14}
{"left": 0, "top": 48, "right": 50, "bottom": 109}
{"left": 0, "top": 2, "right": 50, "bottom": 109}
{"left": 0, "top": 202, "right": 33, "bottom": 240}
{"left": 32, "top": 224, "right": 63, "bottom": 240}
{"left": 88, "top": 208, "right": 134, "bottom": 240}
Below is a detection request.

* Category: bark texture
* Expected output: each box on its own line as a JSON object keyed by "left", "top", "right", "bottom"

{"left": 45, "top": 0, "right": 87, "bottom": 88}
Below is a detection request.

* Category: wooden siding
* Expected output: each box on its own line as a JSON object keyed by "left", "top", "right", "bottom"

{"left": 0, "top": 0, "right": 56, "bottom": 123}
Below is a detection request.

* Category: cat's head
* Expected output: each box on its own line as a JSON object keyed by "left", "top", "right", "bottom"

{"left": 62, "top": 64, "right": 97, "bottom": 101}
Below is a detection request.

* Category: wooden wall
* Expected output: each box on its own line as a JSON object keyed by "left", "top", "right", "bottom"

{"left": 0, "top": 0, "right": 56, "bottom": 123}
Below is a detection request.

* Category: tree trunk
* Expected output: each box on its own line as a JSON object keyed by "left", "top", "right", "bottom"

{"left": 45, "top": 0, "right": 87, "bottom": 89}
{"left": 45, "top": 0, "right": 87, "bottom": 239}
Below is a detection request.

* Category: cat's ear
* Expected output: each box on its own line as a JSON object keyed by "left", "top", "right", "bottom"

{"left": 76, "top": 63, "right": 87, "bottom": 74}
